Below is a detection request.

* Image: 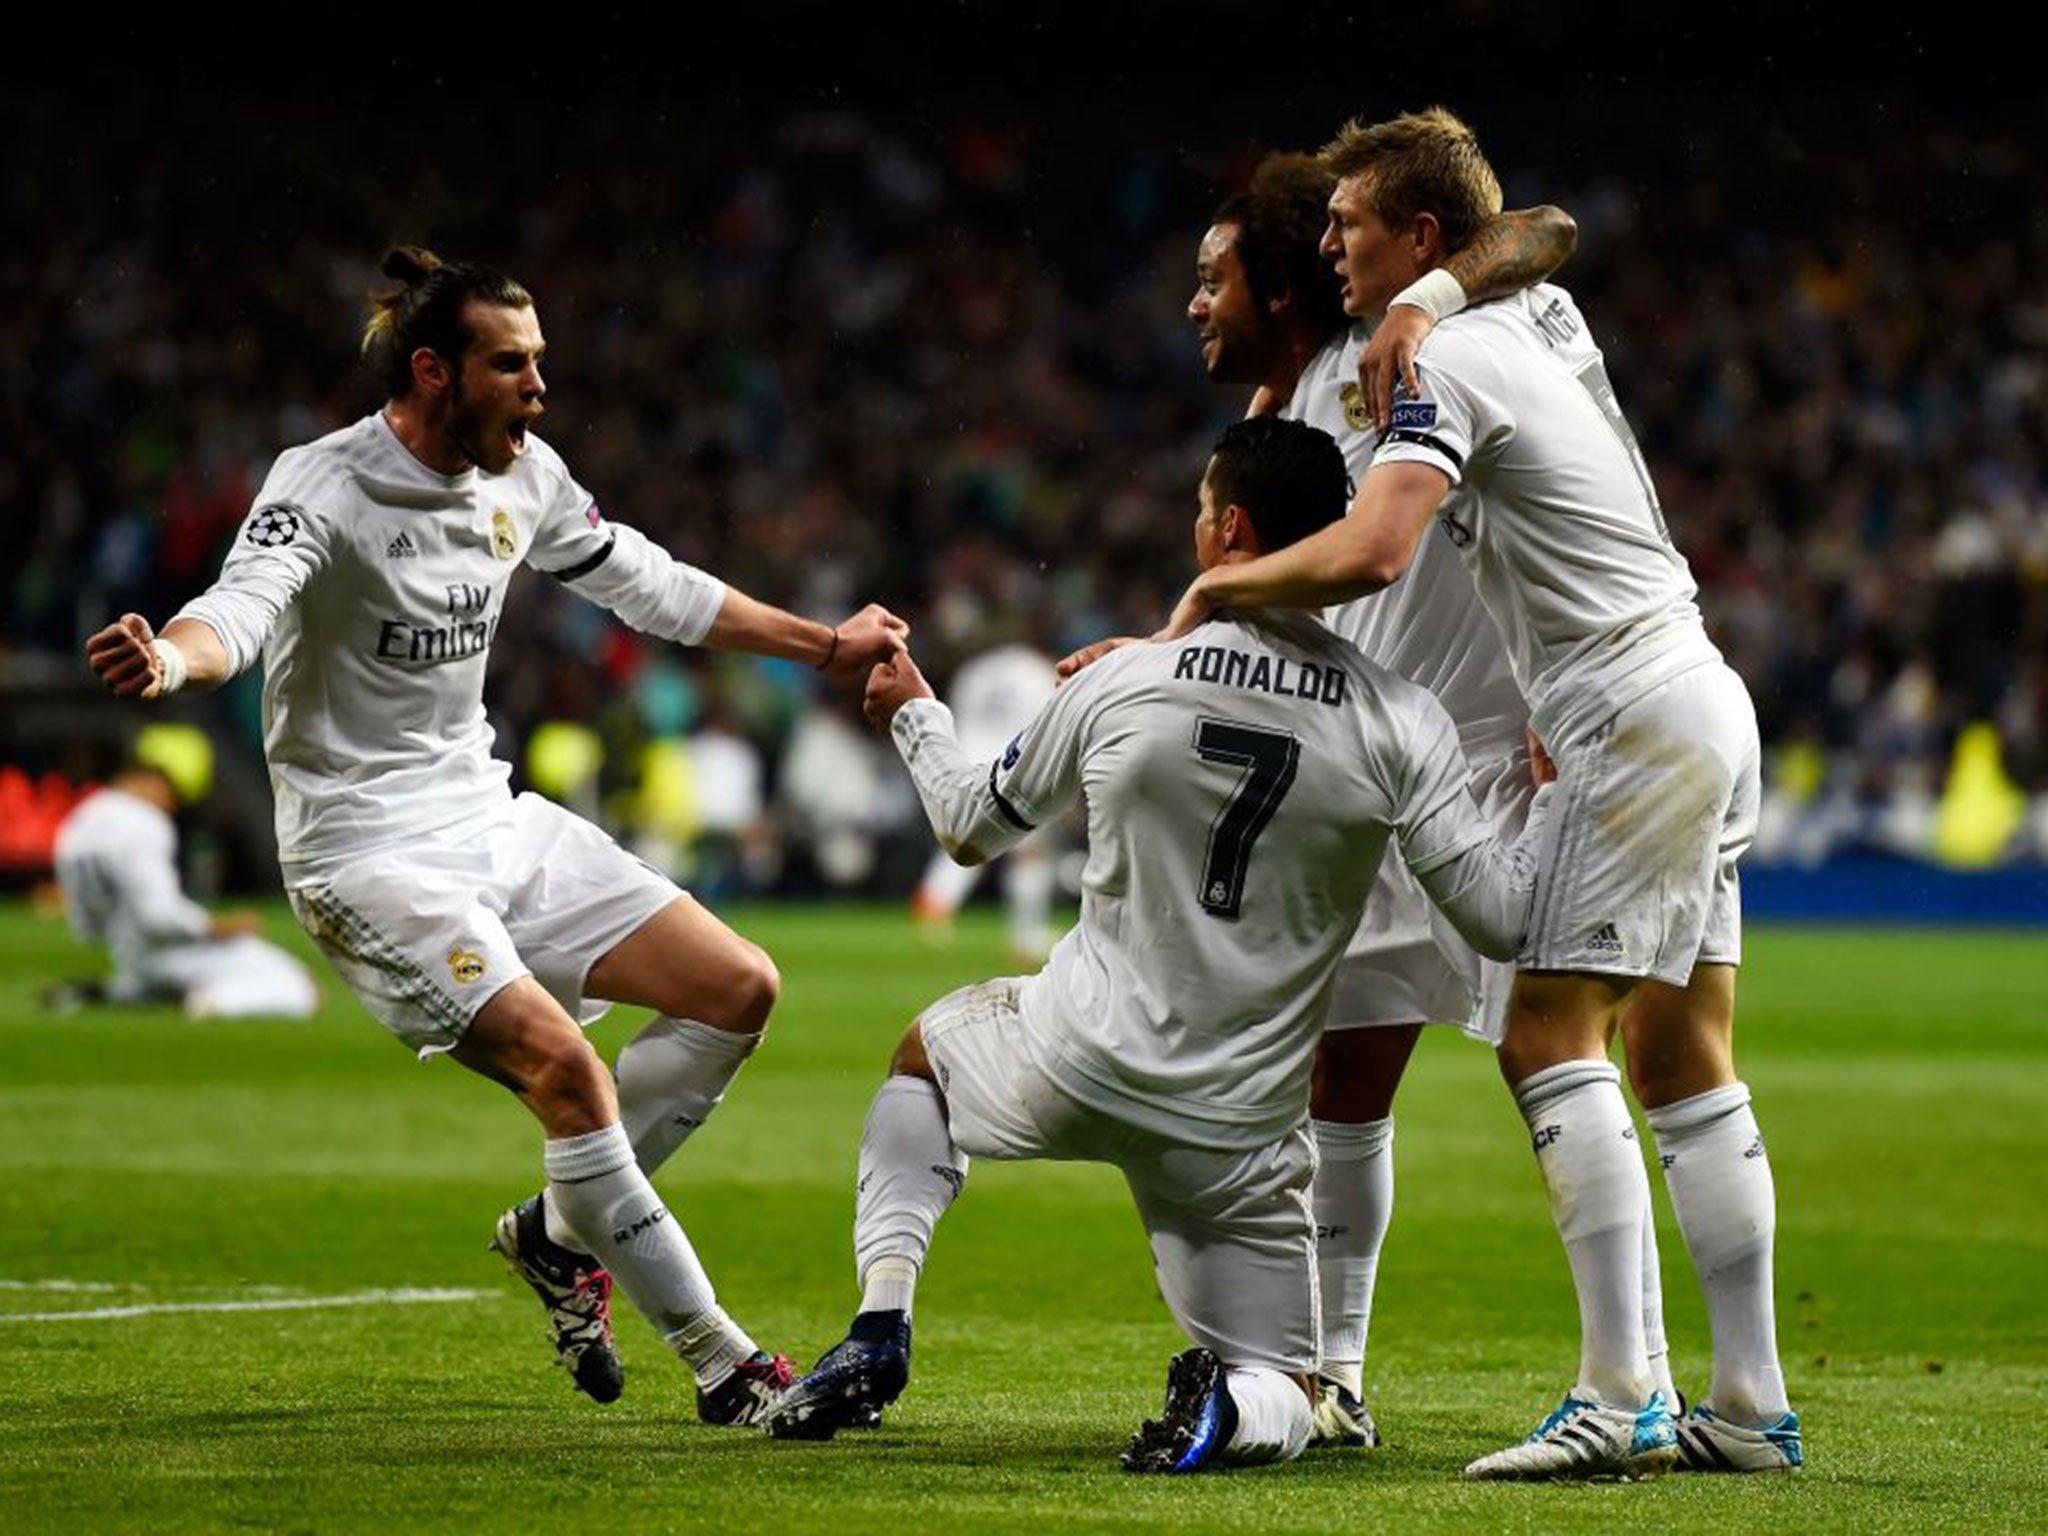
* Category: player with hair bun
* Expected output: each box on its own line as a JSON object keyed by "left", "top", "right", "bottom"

{"left": 86, "top": 244, "right": 911, "bottom": 1426}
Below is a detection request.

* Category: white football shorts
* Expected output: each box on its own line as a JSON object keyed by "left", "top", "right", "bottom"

{"left": 1521, "top": 662, "right": 1760, "bottom": 985}
{"left": 288, "top": 793, "right": 681, "bottom": 1057}
{"left": 918, "top": 977, "right": 1317, "bottom": 1374}
{"left": 1326, "top": 740, "right": 1533, "bottom": 1044}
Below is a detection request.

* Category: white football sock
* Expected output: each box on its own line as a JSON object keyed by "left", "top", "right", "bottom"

{"left": 1310, "top": 1115, "right": 1394, "bottom": 1398}
{"left": 860, "top": 1256, "right": 920, "bottom": 1318}
{"left": 1514, "top": 1059, "right": 1653, "bottom": 1409}
{"left": 852, "top": 1077, "right": 968, "bottom": 1306}
{"left": 1641, "top": 1206, "right": 1679, "bottom": 1406}
{"left": 1646, "top": 1083, "right": 1789, "bottom": 1424}
{"left": 541, "top": 1015, "right": 759, "bottom": 1250}
{"left": 542, "top": 1123, "right": 755, "bottom": 1385}
{"left": 1221, "top": 1367, "right": 1312, "bottom": 1466}
{"left": 616, "top": 1014, "right": 761, "bottom": 1173}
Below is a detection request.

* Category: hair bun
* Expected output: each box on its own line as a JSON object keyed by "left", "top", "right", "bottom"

{"left": 381, "top": 245, "right": 444, "bottom": 286}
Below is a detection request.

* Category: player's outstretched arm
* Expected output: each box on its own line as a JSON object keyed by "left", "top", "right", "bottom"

{"left": 1358, "top": 204, "right": 1577, "bottom": 430}
{"left": 871, "top": 649, "right": 1085, "bottom": 869}
{"left": 86, "top": 614, "right": 231, "bottom": 699}
{"left": 704, "top": 590, "right": 908, "bottom": 683}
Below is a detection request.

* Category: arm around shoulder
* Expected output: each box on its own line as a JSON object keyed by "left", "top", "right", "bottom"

{"left": 1183, "top": 459, "right": 1451, "bottom": 623}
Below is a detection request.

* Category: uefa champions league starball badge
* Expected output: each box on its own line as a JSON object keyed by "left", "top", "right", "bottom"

{"left": 246, "top": 504, "right": 302, "bottom": 547}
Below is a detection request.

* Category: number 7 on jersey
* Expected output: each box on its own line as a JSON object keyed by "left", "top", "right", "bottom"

{"left": 1192, "top": 718, "right": 1300, "bottom": 920}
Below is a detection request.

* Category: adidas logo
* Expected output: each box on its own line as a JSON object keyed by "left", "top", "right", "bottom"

{"left": 1584, "top": 922, "right": 1624, "bottom": 954}
{"left": 386, "top": 531, "right": 418, "bottom": 559}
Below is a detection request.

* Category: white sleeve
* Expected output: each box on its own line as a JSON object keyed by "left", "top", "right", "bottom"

{"left": 888, "top": 671, "right": 1095, "bottom": 865}
{"left": 537, "top": 517, "right": 726, "bottom": 646}
{"left": 174, "top": 467, "right": 334, "bottom": 675}
{"left": 1386, "top": 698, "right": 1549, "bottom": 960}
{"left": 1369, "top": 337, "right": 1486, "bottom": 490}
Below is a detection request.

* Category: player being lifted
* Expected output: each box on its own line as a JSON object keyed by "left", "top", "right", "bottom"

{"left": 86, "top": 247, "right": 909, "bottom": 1426}
{"left": 763, "top": 417, "right": 1557, "bottom": 1472}
{"left": 1183, "top": 153, "right": 1680, "bottom": 1449}
{"left": 1159, "top": 110, "right": 1796, "bottom": 1479}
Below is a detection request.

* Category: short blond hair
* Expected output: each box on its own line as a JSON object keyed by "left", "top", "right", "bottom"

{"left": 1319, "top": 107, "right": 1502, "bottom": 253}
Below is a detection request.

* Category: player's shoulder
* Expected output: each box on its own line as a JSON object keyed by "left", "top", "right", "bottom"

{"left": 256, "top": 415, "right": 390, "bottom": 524}
{"left": 506, "top": 430, "right": 580, "bottom": 500}
{"left": 1285, "top": 321, "right": 1375, "bottom": 433}
{"left": 1426, "top": 282, "right": 1592, "bottom": 364}
{"left": 57, "top": 786, "right": 165, "bottom": 849}
{"left": 1310, "top": 319, "right": 1372, "bottom": 377}
{"left": 520, "top": 429, "right": 575, "bottom": 480}
{"left": 1244, "top": 611, "right": 1447, "bottom": 730}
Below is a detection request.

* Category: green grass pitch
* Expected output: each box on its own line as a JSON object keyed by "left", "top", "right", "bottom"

{"left": 1, "top": 899, "right": 2044, "bottom": 1533}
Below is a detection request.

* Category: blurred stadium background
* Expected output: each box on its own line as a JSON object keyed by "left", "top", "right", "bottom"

{"left": 2, "top": 10, "right": 2044, "bottom": 925}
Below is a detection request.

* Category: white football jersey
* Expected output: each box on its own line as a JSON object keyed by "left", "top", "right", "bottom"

{"left": 890, "top": 609, "right": 1550, "bottom": 1148}
{"left": 1372, "top": 283, "right": 1720, "bottom": 748}
{"left": 1284, "top": 322, "right": 1528, "bottom": 768}
{"left": 55, "top": 788, "right": 209, "bottom": 986}
{"left": 176, "top": 413, "right": 726, "bottom": 875}
{"left": 945, "top": 643, "right": 1058, "bottom": 762}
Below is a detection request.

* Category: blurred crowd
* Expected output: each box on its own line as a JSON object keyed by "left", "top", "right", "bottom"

{"left": 4, "top": 77, "right": 2045, "bottom": 892}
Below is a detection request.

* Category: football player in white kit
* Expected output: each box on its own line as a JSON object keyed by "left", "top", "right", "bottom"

{"left": 53, "top": 759, "right": 319, "bottom": 1020}
{"left": 1185, "top": 153, "right": 1665, "bottom": 1450}
{"left": 85, "top": 247, "right": 911, "bottom": 1427}
{"left": 908, "top": 637, "right": 1060, "bottom": 962}
{"left": 1163, "top": 111, "right": 1796, "bottom": 1479}
{"left": 763, "top": 417, "right": 1557, "bottom": 1472}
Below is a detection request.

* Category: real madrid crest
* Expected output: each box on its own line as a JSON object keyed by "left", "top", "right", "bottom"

{"left": 490, "top": 509, "right": 517, "bottom": 560}
{"left": 1339, "top": 382, "right": 1372, "bottom": 433}
{"left": 447, "top": 946, "right": 487, "bottom": 984}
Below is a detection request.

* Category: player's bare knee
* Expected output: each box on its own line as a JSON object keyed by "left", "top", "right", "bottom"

{"left": 654, "top": 939, "right": 778, "bottom": 1035}
{"left": 522, "top": 1035, "right": 616, "bottom": 1133}
{"left": 1495, "top": 1018, "right": 1600, "bottom": 1089}
{"left": 731, "top": 942, "right": 780, "bottom": 1030}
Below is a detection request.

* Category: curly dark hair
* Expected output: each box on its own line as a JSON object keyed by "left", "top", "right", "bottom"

{"left": 1212, "top": 152, "right": 1347, "bottom": 340}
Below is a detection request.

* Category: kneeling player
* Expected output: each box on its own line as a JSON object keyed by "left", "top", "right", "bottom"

{"left": 764, "top": 417, "right": 1554, "bottom": 1470}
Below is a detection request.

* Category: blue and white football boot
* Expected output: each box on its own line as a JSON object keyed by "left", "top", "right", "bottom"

{"left": 761, "top": 1310, "right": 911, "bottom": 1440}
{"left": 1675, "top": 1403, "right": 1803, "bottom": 1473}
{"left": 1462, "top": 1389, "right": 1679, "bottom": 1480}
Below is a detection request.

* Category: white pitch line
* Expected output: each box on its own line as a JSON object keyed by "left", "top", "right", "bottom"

{"left": 0, "top": 1279, "right": 137, "bottom": 1293}
{"left": 0, "top": 1286, "right": 494, "bottom": 1323}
